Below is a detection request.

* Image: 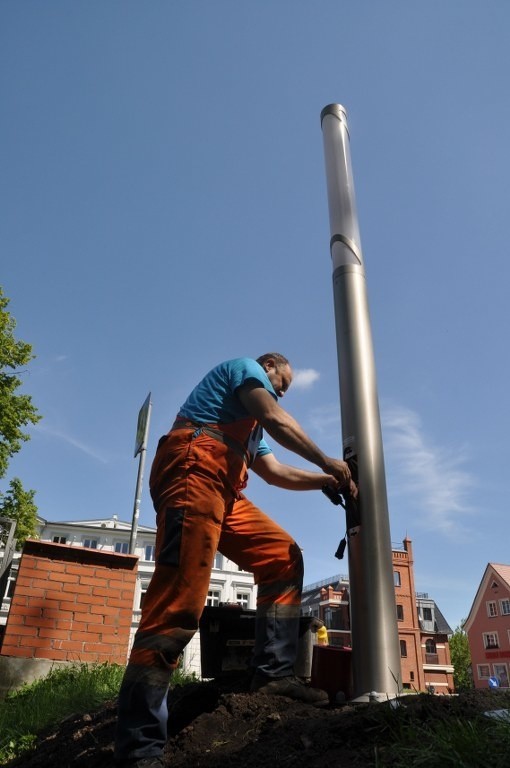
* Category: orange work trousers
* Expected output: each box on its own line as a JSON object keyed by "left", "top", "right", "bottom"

{"left": 115, "top": 426, "right": 303, "bottom": 761}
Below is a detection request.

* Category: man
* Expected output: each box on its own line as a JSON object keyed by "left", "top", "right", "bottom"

{"left": 115, "top": 353, "right": 355, "bottom": 767}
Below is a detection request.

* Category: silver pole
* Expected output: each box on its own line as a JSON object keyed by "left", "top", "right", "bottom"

{"left": 320, "top": 104, "right": 401, "bottom": 700}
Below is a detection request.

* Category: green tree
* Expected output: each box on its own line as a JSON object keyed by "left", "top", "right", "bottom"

{"left": 0, "top": 287, "right": 41, "bottom": 549}
{"left": 0, "top": 286, "right": 41, "bottom": 480}
{"left": 449, "top": 623, "right": 473, "bottom": 692}
{"left": 0, "top": 477, "right": 39, "bottom": 550}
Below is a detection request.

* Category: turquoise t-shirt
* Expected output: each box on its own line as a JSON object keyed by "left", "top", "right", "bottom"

{"left": 178, "top": 358, "right": 275, "bottom": 457}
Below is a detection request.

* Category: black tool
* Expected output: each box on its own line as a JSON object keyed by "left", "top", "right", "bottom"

{"left": 335, "top": 536, "right": 347, "bottom": 560}
{"left": 322, "top": 480, "right": 360, "bottom": 560}
{"left": 321, "top": 485, "right": 345, "bottom": 506}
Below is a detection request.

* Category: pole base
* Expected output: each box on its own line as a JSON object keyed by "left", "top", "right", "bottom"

{"left": 350, "top": 690, "right": 401, "bottom": 704}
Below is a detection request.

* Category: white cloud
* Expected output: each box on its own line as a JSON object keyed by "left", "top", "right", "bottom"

{"left": 381, "top": 403, "right": 475, "bottom": 535}
{"left": 33, "top": 422, "right": 109, "bottom": 464}
{"left": 292, "top": 368, "right": 320, "bottom": 390}
{"left": 305, "top": 400, "right": 475, "bottom": 536}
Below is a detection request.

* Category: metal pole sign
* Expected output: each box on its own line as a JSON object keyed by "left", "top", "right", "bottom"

{"left": 134, "top": 393, "right": 152, "bottom": 458}
{"left": 130, "top": 393, "right": 152, "bottom": 554}
{"left": 320, "top": 104, "right": 401, "bottom": 700}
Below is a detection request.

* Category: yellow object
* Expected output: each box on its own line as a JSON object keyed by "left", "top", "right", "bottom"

{"left": 317, "top": 625, "right": 329, "bottom": 646}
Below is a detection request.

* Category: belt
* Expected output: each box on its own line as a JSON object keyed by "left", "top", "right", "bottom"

{"left": 171, "top": 418, "right": 250, "bottom": 466}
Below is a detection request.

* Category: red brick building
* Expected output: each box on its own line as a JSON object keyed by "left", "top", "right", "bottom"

{"left": 463, "top": 563, "right": 510, "bottom": 689}
{"left": 302, "top": 537, "right": 454, "bottom": 693}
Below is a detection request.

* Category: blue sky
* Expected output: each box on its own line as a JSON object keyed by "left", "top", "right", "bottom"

{"left": 2, "top": 1, "right": 510, "bottom": 632}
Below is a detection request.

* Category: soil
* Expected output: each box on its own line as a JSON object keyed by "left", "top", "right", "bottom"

{"left": 5, "top": 677, "right": 510, "bottom": 768}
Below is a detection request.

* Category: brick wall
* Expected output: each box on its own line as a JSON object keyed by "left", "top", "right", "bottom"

{"left": 0, "top": 539, "right": 138, "bottom": 664}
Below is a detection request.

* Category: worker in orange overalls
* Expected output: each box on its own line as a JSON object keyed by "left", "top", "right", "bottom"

{"left": 114, "top": 353, "right": 356, "bottom": 768}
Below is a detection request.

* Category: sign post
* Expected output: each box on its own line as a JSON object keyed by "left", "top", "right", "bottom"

{"left": 130, "top": 393, "right": 152, "bottom": 554}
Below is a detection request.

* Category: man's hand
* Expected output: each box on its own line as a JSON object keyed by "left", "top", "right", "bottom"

{"left": 321, "top": 458, "right": 352, "bottom": 489}
{"left": 323, "top": 469, "right": 358, "bottom": 500}
{"left": 348, "top": 479, "right": 358, "bottom": 498}
{"left": 322, "top": 471, "right": 358, "bottom": 499}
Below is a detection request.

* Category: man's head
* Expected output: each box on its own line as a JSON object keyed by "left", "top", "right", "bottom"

{"left": 256, "top": 353, "right": 293, "bottom": 398}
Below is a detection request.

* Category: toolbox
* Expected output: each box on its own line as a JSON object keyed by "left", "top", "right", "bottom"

{"left": 199, "top": 605, "right": 256, "bottom": 677}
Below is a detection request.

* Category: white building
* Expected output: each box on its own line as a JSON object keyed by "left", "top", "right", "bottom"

{"left": 0, "top": 515, "right": 257, "bottom": 676}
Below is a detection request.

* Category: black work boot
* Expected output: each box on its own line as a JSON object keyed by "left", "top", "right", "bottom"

{"left": 250, "top": 673, "right": 329, "bottom": 707}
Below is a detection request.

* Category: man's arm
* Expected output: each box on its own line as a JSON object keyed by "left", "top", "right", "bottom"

{"left": 252, "top": 452, "right": 339, "bottom": 491}
{"left": 237, "top": 382, "right": 352, "bottom": 488}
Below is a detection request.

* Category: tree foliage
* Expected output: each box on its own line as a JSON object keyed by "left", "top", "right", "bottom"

{"left": 0, "top": 478, "right": 39, "bottom": 550}
{"left": 450, "top": 623, "right": 473, "bottom": 692}
{"left": 0, "top": 286, "right": 41, "bottom": 480}
{"left": 0, "top": 287, "right": 41, "bottom": 548}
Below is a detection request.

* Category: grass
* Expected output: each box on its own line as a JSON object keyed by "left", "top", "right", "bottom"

{"left": 0, "top": 661, "right": 199, "bottom": 765}
{"left": 0, "top": 662, "right": 125, "bottom": 764}
{"left": 370, "top": 698, "right": 510, "bottom": 768}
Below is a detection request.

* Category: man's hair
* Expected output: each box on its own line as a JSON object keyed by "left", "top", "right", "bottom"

{"left": 256, "top": 352, "right": 290, "bottom": 369}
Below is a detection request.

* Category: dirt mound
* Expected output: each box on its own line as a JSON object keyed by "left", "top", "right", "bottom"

{"left": 5, "top": 679, "right": 510, "bottom": 768}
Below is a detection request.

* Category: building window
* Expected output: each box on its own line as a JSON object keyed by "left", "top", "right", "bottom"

{"left": 394, "top": 571, "right": 401, "bottom": 587}
{"left": 139, "top": 581, "right": 150, "bottom": 610}
{"left": 213, "top": 553, "right": 223, "bottom": 569}
{"left": 52, "top": 536, "right": 67, "bottom": 544}
{"left": 396, "top": 604, "right": 404, "bottom": 621}
{"left": 483, "top": 632, "right": 499, "bottom": 650}
{"left": 6, "top": 578, "right": 16, "bottom": 599}
{"left": 236, "top": 592, "right": 250, "bottom": 609}
{"left": 500, "top": 599, "right": 510, "bottom": 616}
{"left": 144, "top": 544, "right": 156, "bottom": 562}
{"left": 83, "top": 538, "right": 98, "bottom": 549}
{"left": 410, "top": 671, "right": 414, "bottom": 682}
{"left": 206, "top": 590, "right": 221, "bottom": 607}
{"left": 400, "top": 640, "right": 407, "bottom": 657}
{"left": 478, "top": 664, "right": 490, "bottom": 679}
{"left": 422, "top": 607, "right": 432, "bottom": 622}
{"left": 487, "top": 601, "right": 498, "bottom": 618}
{"left": 114, "top": 541, "right": 129, "bottom": 554}
{"left": 425, "top": 638, "right": 438, "bottom": 664}
{"left": 493, "top": 663, "right": 509, "bottom": 688}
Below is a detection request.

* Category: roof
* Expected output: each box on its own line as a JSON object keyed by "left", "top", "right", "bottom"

{"left": 463, "top": 562, "right": 510, "bottom": 632}
{"left": 302, "top": 574, "right": 349, "bottom": 594}
{"left": 38, "top": 516, "right": 156, "bottom": 533}
{"left": 491, "top": 563, "right": 510, "bottom": 587}
{"left": 433, "top": 602, "right": 453, "bottom": 635}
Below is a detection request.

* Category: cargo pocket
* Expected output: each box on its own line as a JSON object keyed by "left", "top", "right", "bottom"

{"left": 158, "top": 508, "right": 185, "bottom": 566}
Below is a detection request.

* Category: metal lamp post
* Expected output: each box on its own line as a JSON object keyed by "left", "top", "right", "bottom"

{"left": 321, "top": 104, "right": 401, "bottom": 700}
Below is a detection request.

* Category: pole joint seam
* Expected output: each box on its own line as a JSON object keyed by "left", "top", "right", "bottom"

{"left": 330, "top": 234, "right": 363, "bottom": 265}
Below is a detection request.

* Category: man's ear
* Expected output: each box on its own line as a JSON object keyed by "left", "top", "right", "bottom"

{"left": 263, "top": 357, "right": 275, "bottom": 372}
